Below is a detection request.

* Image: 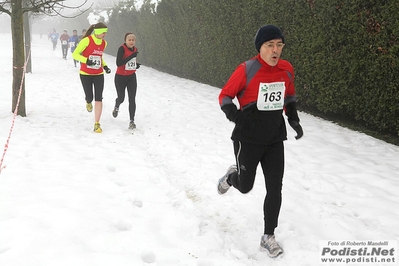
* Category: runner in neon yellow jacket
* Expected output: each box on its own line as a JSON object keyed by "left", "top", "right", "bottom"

{"left": 72, "top": 22, "right": 111, "bottom": 133}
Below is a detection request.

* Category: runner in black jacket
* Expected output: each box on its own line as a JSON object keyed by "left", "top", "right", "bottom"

{"left": 112, "top": 33, "right": 140, "bottom": 130}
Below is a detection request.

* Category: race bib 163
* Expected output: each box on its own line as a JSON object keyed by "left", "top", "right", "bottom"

{"left": 257, "top": 82, "right": 286, "bottom": 111}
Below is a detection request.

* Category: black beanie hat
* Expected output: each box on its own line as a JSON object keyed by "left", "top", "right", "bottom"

{"left": 254, "top": 25, "right": 284, "bottom": 52}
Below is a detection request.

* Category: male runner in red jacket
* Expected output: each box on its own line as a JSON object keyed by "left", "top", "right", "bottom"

{"left": 217, "top": 24, "right": 303, "bottom": 258}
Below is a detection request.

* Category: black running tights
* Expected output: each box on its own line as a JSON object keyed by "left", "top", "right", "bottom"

{"left": 229, "top": 141, "right": 285, "bottom": 235}
{"left": 80, "top": 74, "right": 104, "bottom": 103}
{"left": 114, "top": 73, "right": 137, "bottom": 121}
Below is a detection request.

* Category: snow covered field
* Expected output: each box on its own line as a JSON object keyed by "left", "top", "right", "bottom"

{"left": 0, "top": 33, "right": 398, "bottom": 266}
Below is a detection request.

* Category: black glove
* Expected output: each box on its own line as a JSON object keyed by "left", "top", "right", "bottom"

{"left": 286, "top": 101, "right": 303, "bottom": 139}
{"left": 136, "top": 63, "right": 141, "bottom": 69}
{"left": 289, "top": 120, "right": 303, "bottom": 139}
{"left": 86, "top": 59, "right": 95, "bottom": 66}
{"left": 127, "top": 52, "right": 138, "bottom": 61}
{"left": 221, "top": 103, "right": 240, "bottom": 123}
{"left": 103, "top": 65, "right": 111, "bottom": 74}
{"left": 285, "top": 102, "right": 300, "bottom": 123}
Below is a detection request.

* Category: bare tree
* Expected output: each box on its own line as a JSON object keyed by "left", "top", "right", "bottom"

{"left": 0, "top": 0, "right": 92, "bottom": 116}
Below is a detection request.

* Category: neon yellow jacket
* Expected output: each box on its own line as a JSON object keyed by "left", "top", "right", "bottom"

{"left": 72, "top": 35, "right": 108, "bottom": 75}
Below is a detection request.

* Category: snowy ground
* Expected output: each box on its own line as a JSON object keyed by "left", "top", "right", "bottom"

{"left": 0, "top": 33, "right": 398, "bottom": 266}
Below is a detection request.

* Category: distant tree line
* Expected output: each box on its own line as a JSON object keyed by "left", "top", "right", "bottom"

{"left": 102, "top": 0, "right": 398, "bottom": 142}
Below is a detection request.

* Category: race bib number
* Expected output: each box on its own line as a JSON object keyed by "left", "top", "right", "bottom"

{"left": 62, "top": 40, "right": 67, "bottom": 45}
{"left": 87, "top": 55, "right": 101, "bottom": 69}
{"left": 125, "top": 58, "right": 137, "bottom": 71}
{"left": 69, "top": 42, "right": 75, "bottom": 47}
{"left": 257, "top": 82, "right": 285, "bottom": 111}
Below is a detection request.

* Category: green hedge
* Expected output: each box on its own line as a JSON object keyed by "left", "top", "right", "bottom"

{"left": 104, "top": 0, "right": 399, "bottom": 140}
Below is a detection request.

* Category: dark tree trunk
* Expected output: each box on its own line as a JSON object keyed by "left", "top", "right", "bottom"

{"left": 11, "top": 0, "right": 26, "bottom": 116}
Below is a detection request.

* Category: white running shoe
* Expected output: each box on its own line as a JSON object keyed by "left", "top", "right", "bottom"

{"left": 217, "top": 165, "right": 237, "bottom": 194}
{"left": 112, "top": 107, "right": 119, "bottom": 118}
{"left": 260, "top": 234, "right": 284, "bottom": 258}
{"left": 128, "top": 120, "right": 136, "bottom": 129}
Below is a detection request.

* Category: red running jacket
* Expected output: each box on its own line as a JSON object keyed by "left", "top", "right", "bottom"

{"left": 219, "top": 54, "right": 297, "bottom": 145}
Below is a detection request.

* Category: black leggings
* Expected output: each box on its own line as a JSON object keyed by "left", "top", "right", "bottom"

{"left": 52, "top": 41, "right": 57, "bottom": 50}
{"left": 62, "top": 45, "right": 68, "bottom": 58}
{"left": 229, "top": 141, "right": 285, "bottom": 235}
{"left": 80, "top": 74, "right": 104, "bottom": 103}
{"left": 114, "top": 73, "right": 137, "bottom": 121}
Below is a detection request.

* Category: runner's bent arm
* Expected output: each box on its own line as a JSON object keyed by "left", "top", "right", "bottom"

{"left": 72, "top": 37, "right": 90, "bottom": 64}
